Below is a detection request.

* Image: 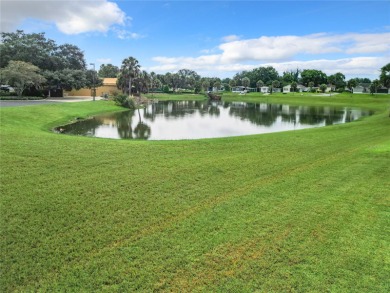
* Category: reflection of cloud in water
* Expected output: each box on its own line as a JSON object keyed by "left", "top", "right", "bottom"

{"left": 95, "top": 125, "right": 121, "bottom": 139}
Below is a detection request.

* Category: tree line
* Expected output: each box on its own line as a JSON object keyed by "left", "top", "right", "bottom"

{"left": 1, "top": 31, "right": 389, "bottom": 97}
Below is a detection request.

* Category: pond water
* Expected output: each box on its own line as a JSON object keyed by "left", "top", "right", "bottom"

{"left": 58, "top": 100, "right": 373, "bottom": 140}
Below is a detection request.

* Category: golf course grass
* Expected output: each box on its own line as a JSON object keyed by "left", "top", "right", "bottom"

{"left": 1, "top": 93, "right": 389, "bottom": 291}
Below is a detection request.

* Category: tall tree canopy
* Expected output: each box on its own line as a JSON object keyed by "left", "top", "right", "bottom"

{"left": 300, "top": 69, "right": 327, "bottom": 86}
{"left": 327, "top": 72, "right": 346, "bottom": 90}
{"left": 379, "top": 63, "right": 390, "bottom": 88}
{"left": 98, "top": 64, "right": 119, "bottom": 78}
{"left": 0, "top": 30, "right": 86, "bottom": 71}
{"left": 282, "top": 69, "right": 301, "bottom": 84}
{"left": 234, "top": 66, "right": 279, "bottom": 87}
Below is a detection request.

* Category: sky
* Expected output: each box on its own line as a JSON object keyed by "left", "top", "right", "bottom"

{"left": 1, "top": 0, "right": 390, "bottom": 80}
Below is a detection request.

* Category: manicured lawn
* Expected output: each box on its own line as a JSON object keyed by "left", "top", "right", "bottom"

{"left": 1, "top": 94, "right": 389, "bottom": 291}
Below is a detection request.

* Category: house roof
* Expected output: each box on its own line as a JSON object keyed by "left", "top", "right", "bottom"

{"left": 103, "top": 78, "right": 117, "bottom": 86}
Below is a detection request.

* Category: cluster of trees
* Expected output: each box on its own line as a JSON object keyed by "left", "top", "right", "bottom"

{"left": 1, "top": 31, "right": 389, "bottom": 98}
{"left": 114, "top": 58, "right": 225, "bottom": 96}
{"left": 0, "top": 31, "right": 103, "bottom": 97}
{"left": 230, "top": 67, "right": 388, "bottom": 94}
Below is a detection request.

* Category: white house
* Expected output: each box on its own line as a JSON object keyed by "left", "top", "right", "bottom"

{"left": 231, "top": 86, "right": 256, "bottom": 93}
{"left": 272, "top": 88, "right": 282, "bottom": 93}
{"left": 297, "top": 85, "right": 308, "bottom": 92}
{"left": 283, "top": 85, "right": 291, "bottom": 93}
{"left": 352, "top": 84, "right": 370, "bottom": 94}
{"left": 260, "top": 86, "right": 269, "bottom": 93}
{"left": 283, "top": 84, "right": 308, "bottom": 93}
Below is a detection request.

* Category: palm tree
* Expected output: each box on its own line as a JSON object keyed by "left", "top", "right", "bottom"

{"left": 242, "top": 77, "right": 250, "bottom": 88}
{"left": 370, "top": 79, "right": 382, "bottom": 95}
{"left": 271, "top": 80, "right": 280, "bottom": 94}
{"left": 229, "top": 79, "right": 236, "bottom": 91}
{"left": 202, "top": 80, "right": 210, "bottom": 92}
{"left": 256, "top": 80, "right": 264, "bottom": 92}
{"left": 120, "top": 57, "right": 140, "bottom": 96}
{"left": 291, "top": 81, "right": 298, "bottom": 94}
{"left": 214, "top": 80, "right": 221, "bottom": 92}
{"left": 347, "top": 79, "right": 358, "bottom": 93}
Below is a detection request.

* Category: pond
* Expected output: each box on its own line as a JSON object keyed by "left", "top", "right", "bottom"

{"left": 58, "top": 100, "right": 373, "bottom": 140}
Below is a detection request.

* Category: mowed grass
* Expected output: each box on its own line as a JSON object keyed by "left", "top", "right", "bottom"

{"left": 1, "top": 94, "right": 389, "bottom": 291}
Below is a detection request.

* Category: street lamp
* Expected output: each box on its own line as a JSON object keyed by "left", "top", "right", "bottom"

{"left": 90, "top": 63, "right": 96, "bottom": 101}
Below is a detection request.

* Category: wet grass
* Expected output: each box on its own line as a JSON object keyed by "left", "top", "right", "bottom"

{"left": 1, "top": 94, "right": 389, "bottom": 291}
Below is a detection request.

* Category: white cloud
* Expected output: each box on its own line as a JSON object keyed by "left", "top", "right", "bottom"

{"left": 264, "top": 56, "right": 389, "bottom": 76}
{"left": 112, "top": 28, "right": 145, "bottom": 40}
{"left": 1, "top": 0, "right": 126, "bottom": 35}
{"left": 97, "top": 58, "right": 112, "bottom": 64}
{"left": 149, "top": 32, "right": 390, "bottom": 77}
{"left": 218, "top": 32, "right": 390, "bottom": 63}
{"left": 221, "top": 34, "right": 240, "bottom": 42}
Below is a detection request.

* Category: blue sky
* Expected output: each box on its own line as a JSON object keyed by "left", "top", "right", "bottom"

{"left": 1, "top": 0, "right": 390, "bottom": 79}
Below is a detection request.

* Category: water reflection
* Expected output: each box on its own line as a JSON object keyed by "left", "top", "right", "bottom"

{"left": 58, "top": 100, "right": 373, "bottom": 140}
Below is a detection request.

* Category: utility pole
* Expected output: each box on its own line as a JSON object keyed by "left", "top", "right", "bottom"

{"left": 90, "top": 63, "right": 96, "bottom": 101}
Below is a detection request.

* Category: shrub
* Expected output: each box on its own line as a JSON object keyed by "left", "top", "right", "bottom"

{"left": 112, "top": 94, "right": 135, "bottom": 109}
{"left": 0, "top": 90, "right": 17, "bottom": 97}
{"left": 163, "top": 85, "right": 170, "bottom": 93}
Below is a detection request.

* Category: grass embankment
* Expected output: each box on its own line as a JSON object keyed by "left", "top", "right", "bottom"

{"left": 1, "top": 94, "right": 389, "bottom": 291}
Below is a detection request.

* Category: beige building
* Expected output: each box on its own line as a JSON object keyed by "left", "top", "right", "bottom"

{"left": 64, "top": 78, "right": 118, "bottom": 97}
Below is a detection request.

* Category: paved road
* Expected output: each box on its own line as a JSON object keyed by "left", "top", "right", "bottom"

{"left": 0, "top": 96, "right": 103, "bottom": 107}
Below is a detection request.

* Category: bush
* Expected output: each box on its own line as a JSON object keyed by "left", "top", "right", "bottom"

{"left": 0, "top": 90, "right": 17, "bottom": 96}
{"left": 163, "top": 85, "right": 170, "bottom": 93}
{"left": 112, "top": 94, "right": 135, "bottom": 109}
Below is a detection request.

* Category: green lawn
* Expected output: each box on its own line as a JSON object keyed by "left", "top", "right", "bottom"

{"left": 1, "top": 93, "right": 389, "bottom": 292}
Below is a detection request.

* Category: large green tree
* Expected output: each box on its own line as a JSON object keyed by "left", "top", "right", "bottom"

{"left": 0, "top": 30, "right": 85, "bottom": 71}
{"left": 43, "top": 69, "right": 87, "bottom": 93}
{"left": 347, "top": 79, "right": 358, "bottom": 92}
{"left": 98, "top": 64, "right": 119, "bottom": 78}
{"left": 282, "top": 69, "right": 301, "bottom": 84}
{"left": 300, "top": 69, "right": 327, "bottom": 86}
{"left": 0, "top": 30, "right": 87, "bottom": 95}
{"left": 0, "top": 61, "right": 46, "bottom": 98}
{"left": 234, "top": 66, "right": 279, "bottom": 87}
{"left": 328, "top": 72, "right": 346, "bottom": 91}
{"left": 177, "top": 69, "right": 200, "bottom": 89}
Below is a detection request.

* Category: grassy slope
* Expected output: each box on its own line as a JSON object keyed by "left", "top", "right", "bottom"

{"left": 1, "top": 94, "right": 389, "bottom": 292}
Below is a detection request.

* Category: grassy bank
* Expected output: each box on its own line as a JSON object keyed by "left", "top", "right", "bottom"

{"left": 1, "top": 94, "right": 389, "bottom": 291}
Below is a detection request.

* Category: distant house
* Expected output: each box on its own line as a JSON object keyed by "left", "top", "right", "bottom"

{"left": 231, "top": 86, "right": 256, "bottom": 93}
{"left": 260, "top": 86, "right": 269, "bottom": 93}
{"left": 283, "top": 84, "right": 308, "bottom": 93}
{"left": 352, "top": 84, "right": 370, "bottom": 94}
{"left": 64, "top": 78, "right": 118, "bottom": 97}
{"left": 272, "top": 88, "right": 282, "bottom": 93}
{"left": 297, "top": 85, "right": 308, "bottom": 92}
{"left": 210, "top": 86, "right": 224, "bottom": 92}
{"left": 283, "top": 85, "right": 291, "bottom": 93}
{"left": 377, "top": 86, "right": 390, "bottom": 94}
